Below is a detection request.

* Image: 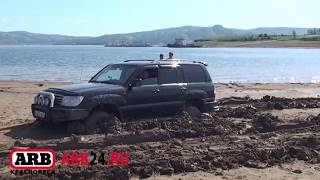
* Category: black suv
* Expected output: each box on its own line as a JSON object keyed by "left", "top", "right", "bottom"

{"left": 32, "top": 60, "right": 217, "bottom": 133}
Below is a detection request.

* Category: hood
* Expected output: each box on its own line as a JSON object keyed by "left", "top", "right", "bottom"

{"left": 47, "top": 82, "right": 125, "bottom": 95}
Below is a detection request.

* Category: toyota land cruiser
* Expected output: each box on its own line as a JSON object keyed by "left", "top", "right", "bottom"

{"left": 31, "top": 59, "right": 217, "bottom": 133}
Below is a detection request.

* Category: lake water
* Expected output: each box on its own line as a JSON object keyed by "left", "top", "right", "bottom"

{"left": 0, "top": 46, "right": 319, "bottom": 83}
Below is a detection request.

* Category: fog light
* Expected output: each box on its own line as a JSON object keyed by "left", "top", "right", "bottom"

{"left": 40, "top": 97, "right": 45, "bottom": 106}
{"left": 34, "top": 96, "right": 39, "bottom": 104}
{"left": 44, "top": 98, "right": 50, "bottom": 106}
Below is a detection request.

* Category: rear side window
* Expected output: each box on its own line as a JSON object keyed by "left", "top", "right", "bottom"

{"left": 159, "top": 68, "right": 178, "bottom": 84}
{"left": 182, "top": 65, "right": 206, "bottom": 83}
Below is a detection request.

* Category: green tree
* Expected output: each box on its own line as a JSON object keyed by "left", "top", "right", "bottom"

{"left": 307, "top": 29, "right": 316, "bottom": 35}
{"left": 292, "top": 30, "right": 296, "bottom": 38}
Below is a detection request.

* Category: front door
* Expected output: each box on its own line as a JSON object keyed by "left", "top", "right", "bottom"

{"left": 124, "top": 66, "right": 161, "bottom": 119}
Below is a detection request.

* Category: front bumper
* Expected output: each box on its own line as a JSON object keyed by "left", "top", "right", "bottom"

{"left": 31, "top": 104, "right": 89, "bottom": 123}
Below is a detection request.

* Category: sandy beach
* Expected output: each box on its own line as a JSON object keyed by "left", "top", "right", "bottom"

{"left": 0, "top": 81, "right": 319, "bottom": 179}
{"left": 1, "top": 81, "right": 319, "bottom": 127}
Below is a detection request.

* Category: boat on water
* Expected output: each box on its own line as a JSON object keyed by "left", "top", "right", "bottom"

{"left": 167, "top": 43, "right": 202, "bottom": 48}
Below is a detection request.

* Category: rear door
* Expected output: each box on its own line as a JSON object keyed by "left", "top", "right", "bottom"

{"left": 182, "top": 64, "right": 214, "bottom": 106}
{"left": 157, "top": 65, "right": 186, "bottom": 115}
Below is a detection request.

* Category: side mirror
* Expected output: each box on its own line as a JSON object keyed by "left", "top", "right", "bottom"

{"left": 128, "top": 79, "right": 142, "bottom": 90}
{"left": 128, "top": 83, "right": 133, "bottom": 91}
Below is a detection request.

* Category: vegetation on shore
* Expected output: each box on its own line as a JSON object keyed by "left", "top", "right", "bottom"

{"left": 195, "top": 35, "right": 320, "bottom": 42}
{"left": 195, "top": 33, "right": 320, "bottom": 43}
{"left": 192, "top": 28, "right": 320, "bottom": 48}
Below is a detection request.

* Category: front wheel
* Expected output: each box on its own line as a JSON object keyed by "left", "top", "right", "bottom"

{"left": 35, "top": 119, "right": 52, "bottom": 128}
{"left": 67, "top": 121, "right": 86, "bottom": 134}
{"left": 85, "top": 111, "right": 120, "bottom": 134}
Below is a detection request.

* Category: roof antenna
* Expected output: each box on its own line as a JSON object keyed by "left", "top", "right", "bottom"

{"left": 79, "top": 55, "right": 84, "bottom": 82}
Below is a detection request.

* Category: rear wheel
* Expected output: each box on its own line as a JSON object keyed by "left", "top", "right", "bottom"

{"left": 185, "top": 105, "right": 202, "bottom": 119}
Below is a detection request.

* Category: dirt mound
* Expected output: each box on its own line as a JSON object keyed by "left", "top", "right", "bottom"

{"left": 253, "top": 113, "right": 280, "bottom": 133}
{"left": 213, "top": 105, "right": 257, "bottom": 119}
{"left": 219, "top": 96, "right": 320, "bottom": 110}
{"left": 306, "top": 114, "right": 320, "bottom": 125}
{"left": 121, "top": 116, "right": 237, "bottom": 139}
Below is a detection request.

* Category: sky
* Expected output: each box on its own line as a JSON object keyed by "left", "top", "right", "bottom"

{"left": 0, "top": 0, "right": 319, "bottom": 36}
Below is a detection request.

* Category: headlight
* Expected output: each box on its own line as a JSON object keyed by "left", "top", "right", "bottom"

{"left": 61, "top": 96, "right": 84, "bottom": 107}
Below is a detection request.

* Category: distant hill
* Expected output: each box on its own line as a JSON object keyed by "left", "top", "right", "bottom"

{"left": 0, "top": 25, "right": 310, "bottom": 45}
{"left": 0, "top": 31, "right": 90, "bottom": 45}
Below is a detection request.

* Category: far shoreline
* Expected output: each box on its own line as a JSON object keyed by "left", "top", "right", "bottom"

{"left": 1, "top": 41, "right": 320, "bottom": 49}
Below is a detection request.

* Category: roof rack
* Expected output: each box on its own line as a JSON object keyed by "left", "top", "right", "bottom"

{"left": 123, "top": 59, "right": 208, "bottom": 66}
{"left": 159, "top": 59, "right": 208, "bottom": 66}
{"left": 192, "top": 61, "right": 208, "bottom": 66}
{"left": 123, "top": 60, "right": 155, "bottom": 62}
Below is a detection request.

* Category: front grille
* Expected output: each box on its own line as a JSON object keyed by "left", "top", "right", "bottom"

{"left": 54, "top": 94, "right": 64, "bottom": 106}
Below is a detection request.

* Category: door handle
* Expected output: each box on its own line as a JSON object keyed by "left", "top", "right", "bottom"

{"left": 152, "top": 88, "right": 160, "bottom": 94}
{"left": 180, "top": 87, "right": 187, "bottom": 91}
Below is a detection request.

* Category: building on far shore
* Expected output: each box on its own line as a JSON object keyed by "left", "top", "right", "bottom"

{"left": 174, "top": 38, "right": 188, "bottom": 46}
{"left": 167, "top": 38, "right": 202, "bottom": 48}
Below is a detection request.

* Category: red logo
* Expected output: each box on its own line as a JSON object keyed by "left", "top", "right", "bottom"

{"left": 10, "top": 148, "right": 55, "bottom": 170}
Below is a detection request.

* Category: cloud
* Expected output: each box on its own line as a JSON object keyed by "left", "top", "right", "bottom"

{"left": 268, "top": 0, "right": 291, "bottom": 5}
{"left": 63, "top": 18, "right": 91, "bottom": 24}
{"left": 77, "top": 18, "right": 90, "bottom": 24}
{"left": 0, "top": 18, "right": 8, "bottom": 23}
{"left": 63, "top": 18, "right": 71, "bottom": 22}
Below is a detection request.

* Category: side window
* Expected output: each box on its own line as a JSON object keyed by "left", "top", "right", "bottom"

{"left": 159, "top": 68, "right": 178, "bottom": 84}
{"left": 95, "top": 67, "right": 122, "bottom": 81}
{"left": 182, "top": 65, "right": 206, "bottom": 83}
{"left": 177, "top": 68, "right": 184, "bottom": 83}
{"left": 139, "top": 68, "right": 158, "bottom": 85}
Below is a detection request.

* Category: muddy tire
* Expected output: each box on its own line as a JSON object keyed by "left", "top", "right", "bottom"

{"left": 85, "top": 111, "right": 120, "bottom": 134}
{"left": 185, "top": 105, "right": 201, "bottom": 118}
{"left": 35, "top": 119, "right": 52, "bottom": 128}
{"left": 67, "top": 121, "right": 86, "bottom": 134}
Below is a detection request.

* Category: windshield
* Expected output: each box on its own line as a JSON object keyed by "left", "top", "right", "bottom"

{"left": 90, "top": 64, "right": 136, "bottom": 85}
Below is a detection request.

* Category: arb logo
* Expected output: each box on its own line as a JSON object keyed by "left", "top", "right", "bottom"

{"left": 10, "top": 148, "right": 55, "bottom": 170}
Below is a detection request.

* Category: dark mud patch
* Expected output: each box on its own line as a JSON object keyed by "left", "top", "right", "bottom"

{"left": 219, "top": 96, "right": 320, "bottom": 110}
{"left": 4, "top": 121, "right": 69, "bottom": 140}
{"left": 252, "top": 113, "right": 280, "bottom": 133}
{"left": 213, "top": 105, "right": 257, "bottom": 119}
